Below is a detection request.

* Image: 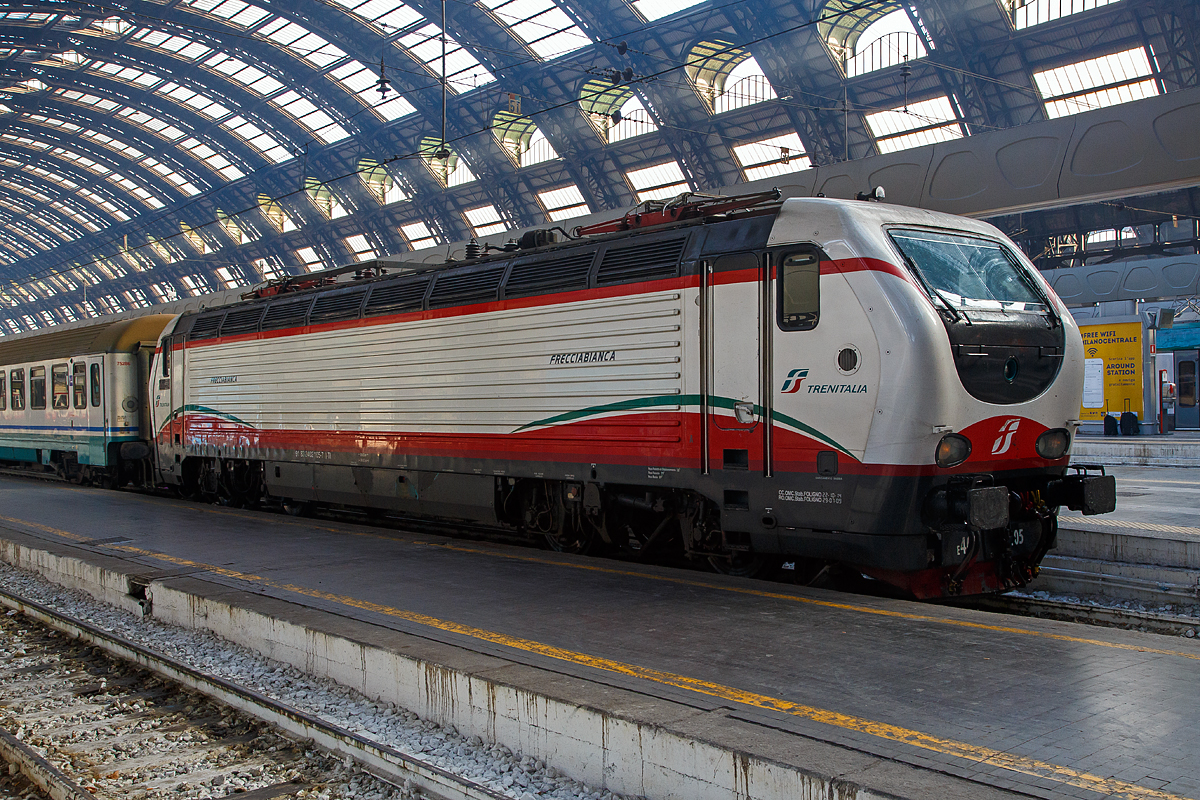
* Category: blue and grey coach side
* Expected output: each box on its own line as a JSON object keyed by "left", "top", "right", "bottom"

{"left": 0, "top": 315, "right": 174, "bottom": 486}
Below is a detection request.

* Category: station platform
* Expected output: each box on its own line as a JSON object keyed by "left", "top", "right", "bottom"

{"left": 1036, "top": 466, "right": 1200, "bottom": 607}
{"left": 1073, "top": 430, "right": 1200, "bottom": 467}
{"left": 1, "top": 475, "right": 1199, "bottom": 800}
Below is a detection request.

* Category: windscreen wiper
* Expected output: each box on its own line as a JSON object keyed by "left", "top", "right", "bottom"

{"left": 896, "top": 250, "right": 966, "bottom": 324}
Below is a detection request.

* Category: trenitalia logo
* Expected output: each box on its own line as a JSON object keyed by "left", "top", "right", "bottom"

{"left": 991, "top": 418, "right": 1021, "bottom": 455}
{"left": 781, "top": 369, "right": 809, "bottom": 393}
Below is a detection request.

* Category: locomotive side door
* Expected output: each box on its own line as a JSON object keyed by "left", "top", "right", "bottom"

{"left": 704, "top": 253, "right": 764, "bottom": 472}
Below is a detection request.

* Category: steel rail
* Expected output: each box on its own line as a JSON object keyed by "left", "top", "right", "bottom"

{"left": 0, "top": 586, "right": 510, "bottom": 800}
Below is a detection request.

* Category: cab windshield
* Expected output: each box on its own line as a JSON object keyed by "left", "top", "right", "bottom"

{"left": 889, "top": 229, "right": 1047, "bottom": 312}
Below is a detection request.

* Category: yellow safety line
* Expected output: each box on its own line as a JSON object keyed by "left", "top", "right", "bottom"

{"left": 0, "top": 521, "right": 1188, "bottom": 800}
{"left": 4, "top": 503, "right": 1199, "bottom": 663}
{"left": 1059, "top": 516, "right": 1200, "bottom": 536}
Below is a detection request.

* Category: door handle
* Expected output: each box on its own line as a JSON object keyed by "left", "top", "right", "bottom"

{"left": 734, "top": 401, "right": 755, "bottom": 424}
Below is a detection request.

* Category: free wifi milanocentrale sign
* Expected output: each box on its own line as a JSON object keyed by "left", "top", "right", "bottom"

{"left": 1078, "top": 321, "right": 1143, "bottom": 421}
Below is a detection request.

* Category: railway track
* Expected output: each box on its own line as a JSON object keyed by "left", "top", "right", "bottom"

{"left": 0, "top": 565, "right": 641, "bottom": 800}
{"left": 0, "top": 586, "right": 587, "bottom": 800}
{"left": 0, "top": 602, "right": 428, "bottom": 800}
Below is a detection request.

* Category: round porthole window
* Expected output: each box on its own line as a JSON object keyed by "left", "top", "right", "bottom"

{"left": 837, "top": 346, "right": 860, "bottom": 375}
{"left": 1003, "top": 356, "right": 1020, "bottom": 384}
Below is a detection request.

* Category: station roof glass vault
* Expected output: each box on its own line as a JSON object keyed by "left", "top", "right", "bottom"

{"left": 0, "top": 0, "right": 1198, "bottom": 330}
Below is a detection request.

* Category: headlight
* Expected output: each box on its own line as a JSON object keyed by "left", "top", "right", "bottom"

{"left": 1035, "top": 428, "right": 1071, "bottom": 459}
{"left": 935, "top": 433, "right": 972, "bottom": 468}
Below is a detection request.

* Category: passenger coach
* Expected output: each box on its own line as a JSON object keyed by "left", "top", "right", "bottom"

{"left": 0, "top": 315, "right": 172, "bottom": 486}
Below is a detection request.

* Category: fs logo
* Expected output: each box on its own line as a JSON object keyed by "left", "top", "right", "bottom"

{"left": 991, "top": 418, "right": 1021, "bottom": 455}
{"left": 781, "top": 369, "right": 809, "bottom": 393}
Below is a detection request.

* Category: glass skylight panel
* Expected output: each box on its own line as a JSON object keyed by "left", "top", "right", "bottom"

{"left": 464, "top": 205, "right": 507, "bottom": 236}
{"left": 626, "top": 161, "right": 690, "bottom": 201}
{"left": 537, "top": 185, "right": 589, "bottom": 221}
{"left": 158, "top": 83, "right": 232, "bottom": 120}
{"left": 1013, "top": 0, "right": 1120, "bottom": 30}
{"left": 401, "top": 221, "right": 438, "bottom": 248}
{"left": 180, "top": 0, "right": 270, "bottom": 28}
{"left": 478, "top": 0, "right": 590, "bottom": 59}
{"left": 521, "top": 128, "right": 558, "bottom": 166}
{"left": 294, "top": 246, "right": 327, "bottom": 272}
{"left": 631, "top": 0, "right": 703, "bottom": 21}
{"left": 222, "top": 116, "right": 292, "bottom": 163}
{"left": 328, "top": 60, "right": 415, "bottom": 120}
{"left": 713, "top": 57, "right": 777, "bottom": 113}
{"left": 1033, "top": 47, "right": 1158, "bottom": 119}
{"left": 344, "top": 235, "right": 378, "bottom": 260}
{"left": 844, "top": 9, "right": 927, "bottom": 78}
{"left": 864, "top": 95, "right": 963, "bottom": 153}
{"left": 732, "top": 132, "right": 811, "bottom": 181}
{"left": 204, "top": 54, "right": 285, "bottom": 96}
{"left": 117, "top": 109, "right": 188, "bottom": 142}
{"left": 178, "top": 138, "right": 245, "bottom": 181}
{"left": 5, "top": 78, "right": 50, "bottom": 94}
{"left": 397, "top": 25, "right": 495, "bottom": 93}
{"left": 91, "top": 61, "right": 163, "bottom": 90}
{"left": 0, "top": 133, "right": 49, "bottom": 151}
{"left": 83, "top": 17, "right": 133, "bottom": 37}
{"left": 150, "top": 243, "right": 178, "bottom": 265}
{"left": 330, "top": 0, "right": 424, "bottom": 33}
{"left": 149, "top": 282, "right": 179, "bottom": 302}
{"left": 124, "top": 288, "right": 151, "bottom": 309}
{"left": 0, "top": 11, "right": 54, "bottom": 25}
{"left": 258, "top": 18, "right": 347, "bottom": 69}
{"left": 214, "top": 266, "right": 247, "bottom": 288}
{"left": 254, "top": 257, "right": 286, "bottom": 280}
{"left": 130, "top": 29, "right": 213, "bottom": 61}
{"left": 272, "top": 91, "right": 349, "bottom": 143}
{"left": 51, "top": 200, "right": 101, "bottom": 231}
{"left": 179, "top": 275, "right": 209, "bottom": 296}
{"left": 607, "top": 95, "right": 658, "bottom": 143}
{"left": 55, "top": 89, "right": 120, "bottom": 113}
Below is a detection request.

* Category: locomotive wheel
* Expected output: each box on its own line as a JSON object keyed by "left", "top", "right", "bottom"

{"left": 708, "top": 552, "right": 766, "bottom": 578}
{"left": 282, "top": 500, "right": 311, "bottom": 517}
{"left": 543, "top": 523, "right": 596, "bottom": 555}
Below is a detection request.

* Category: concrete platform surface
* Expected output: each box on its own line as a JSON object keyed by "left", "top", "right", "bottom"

{"left": 1073, "top": 431, "right": 1200, "bottom": 467}
{"left": 1, "top": 476, "right": 1199, "bottom": 800}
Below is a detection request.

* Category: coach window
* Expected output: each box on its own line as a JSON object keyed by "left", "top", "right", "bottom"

{"left": 777, "top": 252, "right": 820, "bottom": 330}
{"left": 30, "top": 366, "right": 46, "bottom": 410}
{"left": 73, "top": 362, "right": 87, "bottom": 409}
{"left": 52, "top": 364, "right": 69, "bottom": 409}
{"left": 10, "top": 369, "right": 24, "bottom": 411}
{"left": 162, "top": 337, "right": 172, "bottom": 377}
{"left": 0, "top": 373, "right": 6, "bottom": 411}
{"left": 90, "top": 363, "right": 102, "bottom": 407}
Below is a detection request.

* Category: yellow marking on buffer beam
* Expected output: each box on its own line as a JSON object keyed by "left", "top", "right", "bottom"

{"left": 0, "top": 513, "right": 1185, "bottom": 800}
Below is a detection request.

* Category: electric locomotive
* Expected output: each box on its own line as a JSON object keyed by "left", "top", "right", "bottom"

{"left": 145, "top": 192, "right": 1114, "bottom": 598}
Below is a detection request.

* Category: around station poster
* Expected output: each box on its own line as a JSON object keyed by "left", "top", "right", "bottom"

{"left": 1078, "top": 321, "right": 1143, "bottom": 421}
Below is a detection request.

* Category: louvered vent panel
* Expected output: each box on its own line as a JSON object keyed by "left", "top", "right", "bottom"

{"left": 364, "top": 280, "right": 429, "bottom": 316}
{"left": 428, "top": 264, "right": 506, "bottom": 308}
{"left": 220, "top": 307, "right": 264, "bottom": 336}
{"left": 596, "top": 238, "right": 685, "bottom": 285}
{"left": 309, "top": 290, "right": 366, "bottom": 324}
{"left": 260, "top": 299, "right": 312, "bottom": 331}
{"left": 505, "top": 251, "right": 595, "bottom": 298}
{"left": 187, "top": 313, "right": 224, "bottom": 340}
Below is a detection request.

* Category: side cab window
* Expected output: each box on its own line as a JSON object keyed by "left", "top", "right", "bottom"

{"left": 777, "top": 250, "right": 821, "bottom": 331}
